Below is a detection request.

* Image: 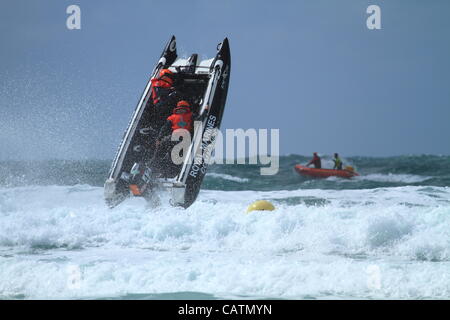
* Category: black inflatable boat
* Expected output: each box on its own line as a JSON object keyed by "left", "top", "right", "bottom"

{"left": 104, "top": 36, "right": 231, "bottom": 209}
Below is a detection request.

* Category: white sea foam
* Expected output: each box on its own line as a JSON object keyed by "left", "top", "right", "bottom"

{"left": 0, "top": 185, "right": 449, "bottom": 299}
{"left": 358, "top": 173, "right": 432, "bottom": 184}
{"left": 323, "top": 173, "right": 432, "bottom": 184}
{"left": 207, "top": 172, "right": 249, "bottom": 183}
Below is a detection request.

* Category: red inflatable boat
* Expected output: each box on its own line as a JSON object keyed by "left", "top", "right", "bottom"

{"left": 294, "top": 165, "right": 359, "bottom": 179}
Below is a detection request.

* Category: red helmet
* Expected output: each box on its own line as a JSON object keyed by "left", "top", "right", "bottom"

{"left": 159, "top": 69, "right": 173, "bottom": 78}
{"left": 158, "top": 69, "right": 175, "bottom": 85}
{"left": 176, "top": 100, "right": 190, "bottom": 108}
{"left": 173, "top": 100, "right": 191, "bottom": 114}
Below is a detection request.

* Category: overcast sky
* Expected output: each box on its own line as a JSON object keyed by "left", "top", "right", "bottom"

{"left": 1, "top": 0, "right": 449, "bottom": 160}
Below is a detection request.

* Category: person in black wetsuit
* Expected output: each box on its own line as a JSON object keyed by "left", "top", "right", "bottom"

{"left": 306, "top": 152, "right": 322, "bottom": 169}
{"left": 149, "top": 68, "right": 185, "bottom": 121}
{"left": 139, "top": 68, "right": 186, "bottom": 155}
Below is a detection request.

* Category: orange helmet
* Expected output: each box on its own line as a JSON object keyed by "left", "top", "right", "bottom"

{"left": 158, "top": 69, "right": 174, "bottom": 85}
{"left": 173, "top": 100, "right": 191, "bottom": 114}
{"left": 177, "top": 100, "right": 190, "bottom": 108}
{"left": 159, "top": 69, "right": 174, "bottom": 78}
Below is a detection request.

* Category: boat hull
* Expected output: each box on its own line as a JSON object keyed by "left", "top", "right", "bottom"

{"left": 294, "top": 165, "right": 358, "bottom": 179}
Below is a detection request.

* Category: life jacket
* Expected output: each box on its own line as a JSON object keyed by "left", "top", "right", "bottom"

{"left": 334, "top": 158, "right": 343, "bottom": 170}
{"left": 311, "top": 156, "right": 321, "bottom": 169}
{"left": 167, "top": 107, "right": 193, "bottom": 131}
{"left": 150, "top": 74, "right": 174, "bottom": 105}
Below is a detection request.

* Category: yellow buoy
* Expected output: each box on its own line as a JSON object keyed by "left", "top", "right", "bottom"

{"left": 246, "top": 200, "right": 275, "bottom": 213}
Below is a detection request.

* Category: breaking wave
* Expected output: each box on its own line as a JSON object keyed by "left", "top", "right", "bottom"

{"left": 1, "top": 184, "right": 449, "bottom": 299}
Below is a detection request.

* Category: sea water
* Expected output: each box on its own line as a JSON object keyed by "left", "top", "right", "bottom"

{"left": 0, "top": 155, "right": 449, "bottom": 299}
